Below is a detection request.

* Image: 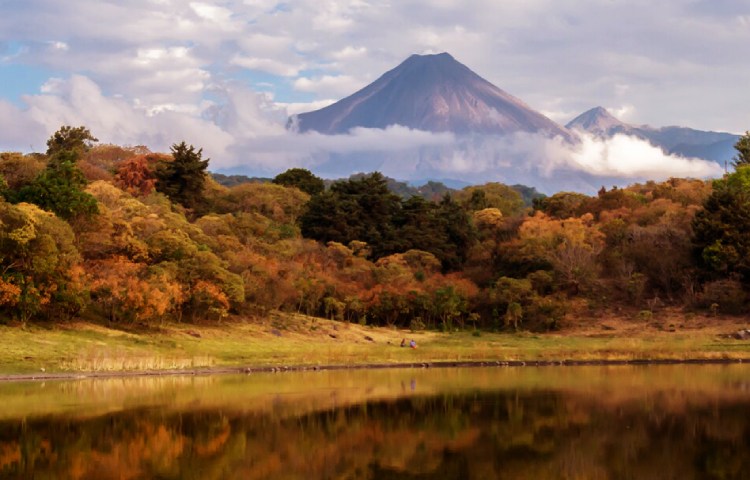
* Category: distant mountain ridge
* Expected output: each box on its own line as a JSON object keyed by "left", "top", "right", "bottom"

{"left": 567, "top": 107, "right": 740, "bottom": 163}
{"left": 293, "top": 52, "right": 571, "bottom": 139}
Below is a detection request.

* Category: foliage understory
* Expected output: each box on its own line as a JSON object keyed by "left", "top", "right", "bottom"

{"left": 1, "top": 309, "right": 749, "bottom": 375}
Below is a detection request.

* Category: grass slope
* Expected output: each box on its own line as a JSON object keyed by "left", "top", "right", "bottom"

{"left": 1, "top": 309, "right": 749, "bottom": 375}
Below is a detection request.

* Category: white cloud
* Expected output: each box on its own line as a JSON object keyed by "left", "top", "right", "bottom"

{"left": 607, "top": 105, "right": 636, "bottom": 122}
{"left": 189, "top": 2, "right": 234, "bottom": 24}
{"left": 294, "top": 75, "right": 365, "bottom": 97}
{"left": 332, "top": 46, "right": 367, "bottom": 60}
{"left": 277, "top": 99, "right": 337, "bottom": 115}
{"left": 230, "top": 55, "right": 303, "bottom": 76}
{"left": 48, "top": 41, "right": 69, "bottom": 51}
{"left": 569, "top": 133, "right": 722, "bottom": 179}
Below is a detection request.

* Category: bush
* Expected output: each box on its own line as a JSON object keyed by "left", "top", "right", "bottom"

{"left": 698, "top": 279, "right": 747, "bottom": 314}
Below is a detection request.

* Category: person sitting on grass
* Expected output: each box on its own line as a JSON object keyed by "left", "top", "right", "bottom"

{"left": 409, "top": 339, "right": 417, "bottom": 349}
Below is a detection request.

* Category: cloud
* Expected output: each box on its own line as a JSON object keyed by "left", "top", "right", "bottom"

{"left": 0, "top": 99, "right": 47, "bottom": 151}
{"left": 189, "top": 2, "right": 234, "bottom": 25}
{"left": 276, "top": 99, "right": 336, "bottom": 115}
{"left": 568, "top": 133, "right": 723, "bottom": 179}
{"left": 332, "top": 46, "right": 367, "bottom": 60}
{"left": 0, "top": 73, "right": 723, "bottom": 194}
{"left": 1, "top": 75, "right": 235, "bottom": 158}
{"left": 230, "top": 55, "right": 303, "bottom": 76}
{"left": 293, "top": 75, "right": 365, "bottom": 97}
{"left": 2, "top": 0, "right": 749, "bottom": 133}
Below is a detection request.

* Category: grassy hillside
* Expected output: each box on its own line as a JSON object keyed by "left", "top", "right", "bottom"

{"left": 2, "top": 308, "right": 749, "bottom": 376}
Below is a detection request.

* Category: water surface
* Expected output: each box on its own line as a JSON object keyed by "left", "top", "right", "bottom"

{"left": 1, "top": 365, "right": 749, "bottom": 479}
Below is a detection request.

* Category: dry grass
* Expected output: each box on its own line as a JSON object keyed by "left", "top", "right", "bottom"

{"left": 0, "top": 307, "right": 749, "bottom": 375}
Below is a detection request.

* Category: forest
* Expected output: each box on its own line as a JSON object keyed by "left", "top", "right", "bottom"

{"left": 0, "top": 125, "right": 749, "bottom": 331}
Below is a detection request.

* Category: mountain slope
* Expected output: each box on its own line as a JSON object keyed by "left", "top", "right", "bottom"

{"left": 293, "top": 53, "right": 571, "bottom": 139}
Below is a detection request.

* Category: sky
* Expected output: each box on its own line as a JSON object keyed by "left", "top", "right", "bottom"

{"left": 0, "top": 0, "right": 748, "bottom": 189}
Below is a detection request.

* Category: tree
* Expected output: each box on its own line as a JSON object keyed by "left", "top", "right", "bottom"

{"left": 46, "top": 125, "right": 98, "bottom": 159}
{"left": 0, "top": 152, "right": 47, "bottom": 190}
{"left": 300, "top": 173, "right": 401, "bottom": 259}
{"left": 11, "top": 128, "right": 99, "bottom": 220}
{"left": 115, "top": 154, "right": 158, "bottom": 196}
{"left": 15, "top": 158, "right": 98, "bottom": 220}
{"left": 516, "top": 212, "right": 604, "bottom": 294}
{"left": 300, "top": 174, "right": 476, "bottom": 270}
{"left": 692, "top": 166, "right": 750, "bottom": 281}
{"left": 732, "top": 131, "right": 750, "bottom": 169}
{"left": 155, "top": 142, "right": 209, "bottom": 211}
{"left": 533, "top": 192, "right": 589, "bottom": 219}
{"left": 432, "top": 194, "right": 476, "bottom": 271}
{"left": 0, "top": 202, "right": 84, "bottom": 323}
{"left": 455, "top": 183, "right": 525, "bottom": 216}
{"left": 273, "top": 168, "right": 325, "bottom": 196}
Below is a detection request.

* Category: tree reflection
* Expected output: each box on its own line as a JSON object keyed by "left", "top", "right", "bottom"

{"left": 0, "top": 387, "right": 749, "bottom": 479}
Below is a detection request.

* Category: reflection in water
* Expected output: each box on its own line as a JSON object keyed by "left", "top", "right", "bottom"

{"left": 0, "top": 366, "right": 749, "bottom": 479}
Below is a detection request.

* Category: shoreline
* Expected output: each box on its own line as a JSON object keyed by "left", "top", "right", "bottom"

{"left": 2, "top": 357, "right": 747, "bottom": 383}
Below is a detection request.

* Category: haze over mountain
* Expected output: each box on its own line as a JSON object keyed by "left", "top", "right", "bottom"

{"left": 292, "top": 53, "right": 571, "bottom": 140}
{"left": 567, "top": 107, "right": 740, "bottom": 164}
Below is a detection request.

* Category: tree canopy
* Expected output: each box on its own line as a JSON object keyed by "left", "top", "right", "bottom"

{"left": 155, "top": 142, "right": 209, "bottom": 212}
{"left": 732, "top": 131, "right": 750, "bottom": 169}
{"left": 693, "top": 166, "right": 750, "bottom": 281}
{"left": 46, "top": 125, "right": 98, "bottom": 159}
{"left": 300, "top": 173, "right": 474, "bottom": 270}
{"left": 272, "top": 168, "right": 325, "bottom": 196}
{"left": 11, "top": 127, "right": 99, "bottom": 220}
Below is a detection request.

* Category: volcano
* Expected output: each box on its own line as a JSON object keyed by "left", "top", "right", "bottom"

{"left": 292, "top": 52, "right": 571, "bottom": 139}
{"left": 567, "top": 106, "right": 740, "bottom": 163}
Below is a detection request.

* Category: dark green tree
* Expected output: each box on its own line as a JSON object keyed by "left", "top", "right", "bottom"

{"left": 12, "top": 128, "right": 99, "bottom": 220}
{"left": 692, "top": 166, "right": 750, "bottom": 281}
{"left": 394, "top": 195, "right": 476, "bottom": 271}
{"left": 14, "top": 156, "right": 98, "bottom": 220}
{"left": 300, "top": 175, "right": 476, "bottom": 271}
{"left": 732, "top": 131, "right": 750, "bottom": 169}
{"left": 155, "top": 142, "right": 209, "bottom": 211}
{"left": 46, "top": 125, "right": 98, "bottom": 159}
{"left": 272, "top": 168, "right": 325, "bottom": 196}
{"left": 433, "top": 194, "right": 476, "bottom": 271}
{"left": 300, "top": 172, "right": 401, "bottom": 259}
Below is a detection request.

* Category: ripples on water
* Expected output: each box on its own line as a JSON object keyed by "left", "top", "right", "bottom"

{"left": 0, "top": 365, "right": 749, "bottom": 479}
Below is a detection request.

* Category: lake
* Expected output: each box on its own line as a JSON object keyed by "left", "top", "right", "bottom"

{"left": 1, "top": 365, "right": 749, "bottom": 479}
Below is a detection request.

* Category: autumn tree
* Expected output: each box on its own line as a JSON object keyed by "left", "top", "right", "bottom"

{"left": 533, "top": 192, "right": 589, "bottom": 219}
{"left": 155, "top": 142, "right": 209, "bottom": 212}
{"left": 0, "top": 201, "right": 84, "bottom": 323}
{"left": 0, "top": 152, "right": 46, "bottom": 190}
{"left": 89, "top": 256, "right": 183, "bottom": 324}
{"left": 115, "top": 154, "right": 158, "bottom": 196}
{"left": 516, "top": 212, "right": 604, "bottom": 294}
